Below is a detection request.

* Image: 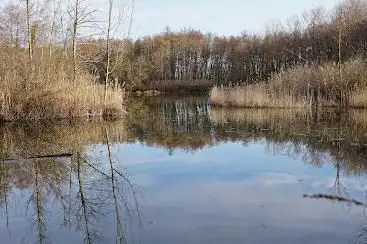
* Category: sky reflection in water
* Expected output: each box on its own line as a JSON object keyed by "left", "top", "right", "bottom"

{"left": 1, "top": 96, "right": 367, "bottom": 243}
{"left": 110, "top": 141, "right": 366, "bottom": 244}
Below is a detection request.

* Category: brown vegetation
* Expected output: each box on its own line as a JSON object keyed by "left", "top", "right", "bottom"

{"left": 210, "top": 59, "right": 367, "bottom": 108}
{"left": 100, "top": 0, "right": 367, "bottom": 92}
{"left": 210, "top": 84, "right": 309, "bottom": 108}
{"left": 0, "top": 0, "right": 125, "bottom": 121}
{"left": 0, "top": 54, "right": 124, "bottom": 120}
{"left": 208, "top": 0, "right": 367, "bottom": 108}
{"left": 2, "top": 0, "right": 367, "bottom": 114}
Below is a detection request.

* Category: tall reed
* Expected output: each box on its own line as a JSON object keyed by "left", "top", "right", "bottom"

{"left": 210, "top": 59, "right": 367, "bottom": 108}
{"left": 0, "top": 47, "right": 124, "bottom": 121}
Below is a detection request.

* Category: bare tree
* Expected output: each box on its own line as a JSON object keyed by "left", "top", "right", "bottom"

{"left": 26, "top": 0, "right": 33, "bottom": 86}
{"left": 69, "top": 0, "right": 96, "bottom": 83}
{"left": 104, "top": 0, "right": 135, "bottom": 96}
{"left": 104, "top": 0, "right": 113, "bottom": 102}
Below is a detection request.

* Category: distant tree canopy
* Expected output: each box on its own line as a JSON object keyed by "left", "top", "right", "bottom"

{"left": 107, "top": 0, "right": 367, "bottom": 89}
{"left": 1, "top": 0, "right": 367, "bottom": 91}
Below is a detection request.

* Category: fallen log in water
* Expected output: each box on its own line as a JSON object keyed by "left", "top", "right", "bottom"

{"left": 303, "top": 193, "right": 365, "bottom": 206}
{"left": 0, "top": 153, "right": 73, "bottom": 163}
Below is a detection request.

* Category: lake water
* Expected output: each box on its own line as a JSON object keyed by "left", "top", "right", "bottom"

{"left": 1, "top": 96, "right": 367, "bottom": 244}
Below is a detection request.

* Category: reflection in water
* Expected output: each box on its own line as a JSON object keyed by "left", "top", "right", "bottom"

{"left": 1, "top": 96, "right": 367, "bottom": 243}
{"left": 126, "top": 97, "right": 367, "bottom": 243}
{"left": 128, "top": 97, "right": 367, "bottom": 175}
{"left": 0, "top": 122, "right": 140, "bottom": 244}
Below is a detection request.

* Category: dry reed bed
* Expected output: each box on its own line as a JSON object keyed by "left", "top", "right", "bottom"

{"left": 211, "top": 108, "right": 308, "bottom": 126}
{"left": 210, "top": 85, "right": 310, "bottom": 108}
{"left": 210, "top": 59, "right": 367, "bottom": 108}
{"left": 0, "top": 48, "right": 124, "bottom": 121}
{"left": 0, "top": 77, "right": 124, "bottom": 121}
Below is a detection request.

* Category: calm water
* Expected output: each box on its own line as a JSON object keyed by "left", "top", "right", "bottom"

{"left": 1, "top": 96, "right": 367, "bottom": 244}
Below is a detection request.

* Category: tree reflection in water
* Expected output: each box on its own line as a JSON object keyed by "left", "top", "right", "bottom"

{"left": 0, "top": 121, "right": 141, "bottom": 243}
{"left": 1, "top": 96, "right": 367, "bottom": 242}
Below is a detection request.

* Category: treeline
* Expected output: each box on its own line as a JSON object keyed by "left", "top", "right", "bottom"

{"left": 94, "top": 0, "right": 367, "bottom": 90}
{"left": 2, "top": 0, "right": 367, "bottom": 95}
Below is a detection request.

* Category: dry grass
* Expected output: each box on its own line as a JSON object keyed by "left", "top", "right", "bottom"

{"left": 349, "top": 89, "right": 367, "bottom": 108}
{"left": 0, "top": 47, "right": 124, "bottom": 121}
{"left": 210, "top": 59, "right": 367, "bottom": 108}
{"left": 210, "top": 84, "right": 309, "bottom": 108}
{"left": 0, "top": 76, "right": 124, "bottom": 121}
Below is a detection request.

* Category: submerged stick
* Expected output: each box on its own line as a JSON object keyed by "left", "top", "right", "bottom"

{"left": 303, "top": 193, "right": 365, "bottom": 206}
{"left": 0, "top": 153, "right": 73, "bottom": 163}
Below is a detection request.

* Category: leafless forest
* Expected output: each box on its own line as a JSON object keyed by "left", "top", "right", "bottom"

{"left": 1, "top": 0, "right": 367, "bottom": 119}
{"left": 105, "top": 0, "right": 367, "bottom": 92}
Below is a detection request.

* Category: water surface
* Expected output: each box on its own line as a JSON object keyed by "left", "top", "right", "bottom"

{"left": 1, "top": 96, "right": 367, "bottom": 244}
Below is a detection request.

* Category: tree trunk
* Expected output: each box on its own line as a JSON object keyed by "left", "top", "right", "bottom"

{"left": 26, "top": 0, "right": 33, "bottom": 88}
{"left": 104, "top": 0, "right": 113, "bottom": 102}
{"left": 72, "top": 0, "right": 79, "bottom": 84}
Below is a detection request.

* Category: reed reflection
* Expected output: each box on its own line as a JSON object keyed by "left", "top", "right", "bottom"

{"left": 1, "top": 97, "right": 367, "bottom": 243}
{"left": 126, "top": 97, "right": 367, "bottom": 177}
{"left": 0, "top": 121, "right": 140, "bottom": 244}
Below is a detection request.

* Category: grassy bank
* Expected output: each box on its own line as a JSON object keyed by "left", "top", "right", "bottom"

{"left": 210, "top": 59, "right": 367, "bottom": 108}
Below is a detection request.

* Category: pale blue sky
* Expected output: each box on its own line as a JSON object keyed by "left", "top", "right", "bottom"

{"left": 128, "top": 0, "right": 338, "bottom": 38}
{"left": 0, "top": 0, "right": 339, "bottom": 38}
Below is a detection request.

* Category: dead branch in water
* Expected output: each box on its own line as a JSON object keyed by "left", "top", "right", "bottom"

{"left": 303, "top": 193, "right": 364, "bottom": 206}
{"left": 0, "top": 153, "right": 73, "bottom": 163}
